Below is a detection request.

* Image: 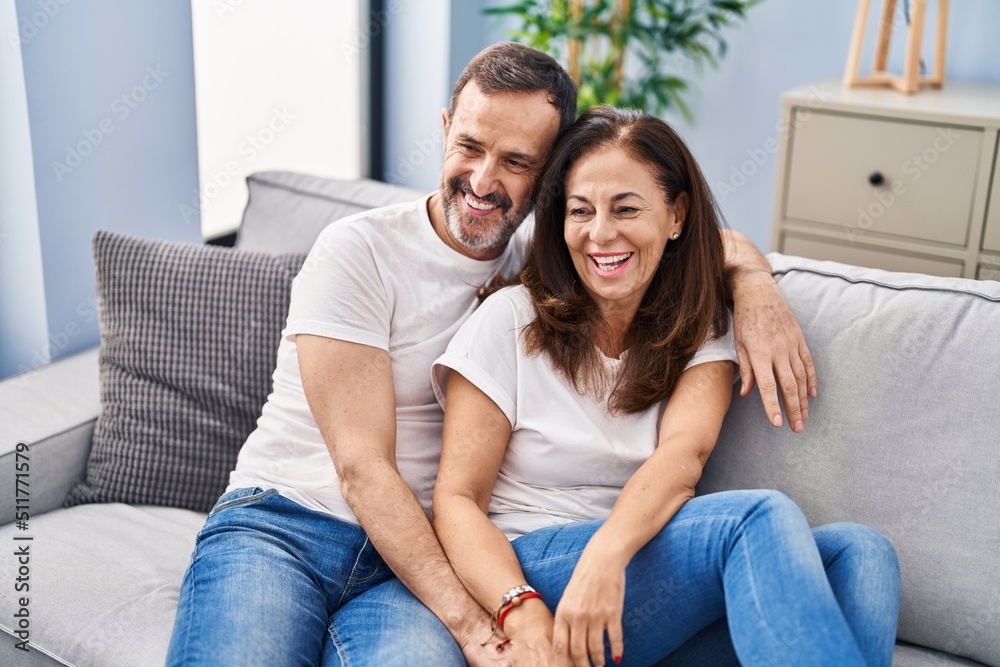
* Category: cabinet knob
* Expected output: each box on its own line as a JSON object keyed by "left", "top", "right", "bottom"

{"left": 868, "top": 171, "right": 885, "bottom": 186}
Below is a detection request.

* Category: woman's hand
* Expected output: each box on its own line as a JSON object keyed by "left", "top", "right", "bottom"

{"left": 510, "top": 626, "right": 565, "bottom": 667}
{"left": 552, "top": 542, "right": 627, "bottom": 667}
{"left": 462, "top": 641, "right": 516, "bottom": 667}
{"left": 503, "top": 599, "right": 566, "bottom": 666}
{"left": 457, "top": 615, "right": 515, "bottom": 667}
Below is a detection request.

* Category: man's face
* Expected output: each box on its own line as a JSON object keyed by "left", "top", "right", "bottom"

{"left": 436, "top": 81, "right": 561, "bottom": 259}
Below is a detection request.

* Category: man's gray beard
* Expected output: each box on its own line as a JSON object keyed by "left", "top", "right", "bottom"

{"left": 441, "top": 194, "right": 530, "bottom": 252}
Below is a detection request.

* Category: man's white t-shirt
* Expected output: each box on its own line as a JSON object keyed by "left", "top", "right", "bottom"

{"left": 432, "top": 285, "right": 738, "bottom": 540}
{"left": 228, "top": 195, "right": 529, "bottom": 524}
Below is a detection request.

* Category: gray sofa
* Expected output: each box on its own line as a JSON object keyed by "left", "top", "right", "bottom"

{"left": 1, "top": 171, "right": 997, "bottom": 666}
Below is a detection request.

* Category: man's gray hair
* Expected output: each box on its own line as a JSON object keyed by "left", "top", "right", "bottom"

{"left": 448, "top": 42, "right": 577, "bottom": 135}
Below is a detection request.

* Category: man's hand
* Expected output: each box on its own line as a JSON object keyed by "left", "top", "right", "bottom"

{"left": 731, "top": 268, "right": 817, "bottom": 432}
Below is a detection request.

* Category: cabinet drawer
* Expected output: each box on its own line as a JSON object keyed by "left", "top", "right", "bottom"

{"left": 782, "top": 234, "right": 963, "bottom": 277}
{"left": 982, "top": 142, "right": 1000, "bottom": 252}
{"left": 785, "top": 111, "right": 981, "bottom": 246}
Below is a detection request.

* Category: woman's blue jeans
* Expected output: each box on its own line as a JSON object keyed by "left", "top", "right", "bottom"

{"left": 512, "top": 489, "right": 900, "bottom": 667}
{"left": 165, "top": 487, "right": 466, "bottom": 666}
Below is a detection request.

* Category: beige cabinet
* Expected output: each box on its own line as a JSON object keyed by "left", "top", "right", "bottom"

{"left": 983, "top": 137, "right": 1000, "bottom": 256}
{"left": 771, "top": 79, "right": 1000, "bottom": 279}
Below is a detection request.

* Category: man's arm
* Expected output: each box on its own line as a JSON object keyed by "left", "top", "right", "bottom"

{"left": 297, "top": 334, "right": 505, "bottom": 666}
{"left": 721, "top": 229, "right": 818, "bottom": 433}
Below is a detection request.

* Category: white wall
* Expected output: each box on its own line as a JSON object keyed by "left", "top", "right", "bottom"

{"left": 190, "top": 0, "right": 363, "bottom": 239}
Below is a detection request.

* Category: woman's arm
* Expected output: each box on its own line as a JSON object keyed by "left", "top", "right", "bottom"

{"left": 722, "top": 229, "right": 817, "bottom": 432}
{"left": 551, "top": 360, "right": 736, "bottom": 667}
{"left": 433, "top": 371, "right": 558, "bottom": 664}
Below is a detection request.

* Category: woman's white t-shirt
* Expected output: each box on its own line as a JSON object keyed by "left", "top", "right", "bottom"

{"left": 432, "top": 285, "right": 738, "bottom": 540}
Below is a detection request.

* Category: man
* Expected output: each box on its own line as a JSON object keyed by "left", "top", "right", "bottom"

{"left": 167, "top": 42, "right": 816, "bottom": 666}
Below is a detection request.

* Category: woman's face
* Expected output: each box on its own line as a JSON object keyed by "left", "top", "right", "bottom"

{"left": 563, "top": 146, "right": 687, "bottom": 317}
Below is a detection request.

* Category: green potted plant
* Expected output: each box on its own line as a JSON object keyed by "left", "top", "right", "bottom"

{"left": 485, "top": 0, "right": 761, "bottom": 119}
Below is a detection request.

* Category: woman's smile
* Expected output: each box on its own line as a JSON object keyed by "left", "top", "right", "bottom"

{"left": 588, "top": 251, "right": 634, "bottom": 276}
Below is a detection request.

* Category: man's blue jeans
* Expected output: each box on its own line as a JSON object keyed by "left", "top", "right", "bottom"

{"left": 165, "top": 487, "right": 465, "bottom": 666}
{"left": 512, "top": 489, "right": 900, "bottom": 667}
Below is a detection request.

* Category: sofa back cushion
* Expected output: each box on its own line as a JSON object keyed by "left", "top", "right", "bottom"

{"left": 236, "top": 172, "right": 423, "bottom": 255}
{"left": 699, "top": 254, "right": 1000, "bottom": 666}
{"left": 64, "top": 232, "right": 305, "bottom": 513}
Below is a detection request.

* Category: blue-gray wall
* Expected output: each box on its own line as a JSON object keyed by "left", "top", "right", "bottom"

{"left": 382, "top": 0, "right": 1000, "bottom": 251}
{"left": 0, "top": 0, "right": 201, "bottom": 379}
{"left": 382, "top": 0, "right": 451, "bottom": 190}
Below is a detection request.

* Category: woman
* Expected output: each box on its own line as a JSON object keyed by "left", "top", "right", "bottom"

{"left": 431, "top": 106, "right": 899, "bottom": 666}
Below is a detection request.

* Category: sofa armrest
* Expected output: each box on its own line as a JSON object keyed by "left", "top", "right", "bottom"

{"left": 0, "top": 347, "right": 100, "bottom": 524}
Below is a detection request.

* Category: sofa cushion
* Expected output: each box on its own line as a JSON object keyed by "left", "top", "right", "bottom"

{"left": 0, "top": 504, "right": 204, "bottom": 667}
{"left": 0, "top": 347, "right": 99, "bottom": 524}
{"left": 64, "top": 232, "right": 305, "bottom": 513}
{"left": 893, "top": 643, "right": 990, "bottom": 666}
{"left": 236, "top": 172, "right": 423, "bottom": 255}
{"left": 699, "top": 254, "right": 1000, "bottom": 667}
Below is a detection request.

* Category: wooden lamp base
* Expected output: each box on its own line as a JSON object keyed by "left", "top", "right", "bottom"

{"left": 844, "top": 0, "right": 949, "bottom": 94}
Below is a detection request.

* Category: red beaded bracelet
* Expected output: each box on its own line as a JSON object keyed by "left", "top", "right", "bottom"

{"left": 496, "top": 591, "right": 543, "bottom": 631}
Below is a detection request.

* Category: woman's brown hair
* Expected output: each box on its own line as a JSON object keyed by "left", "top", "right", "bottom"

{"left": 520, "top": 105, "right": 729, "bottom": 414}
